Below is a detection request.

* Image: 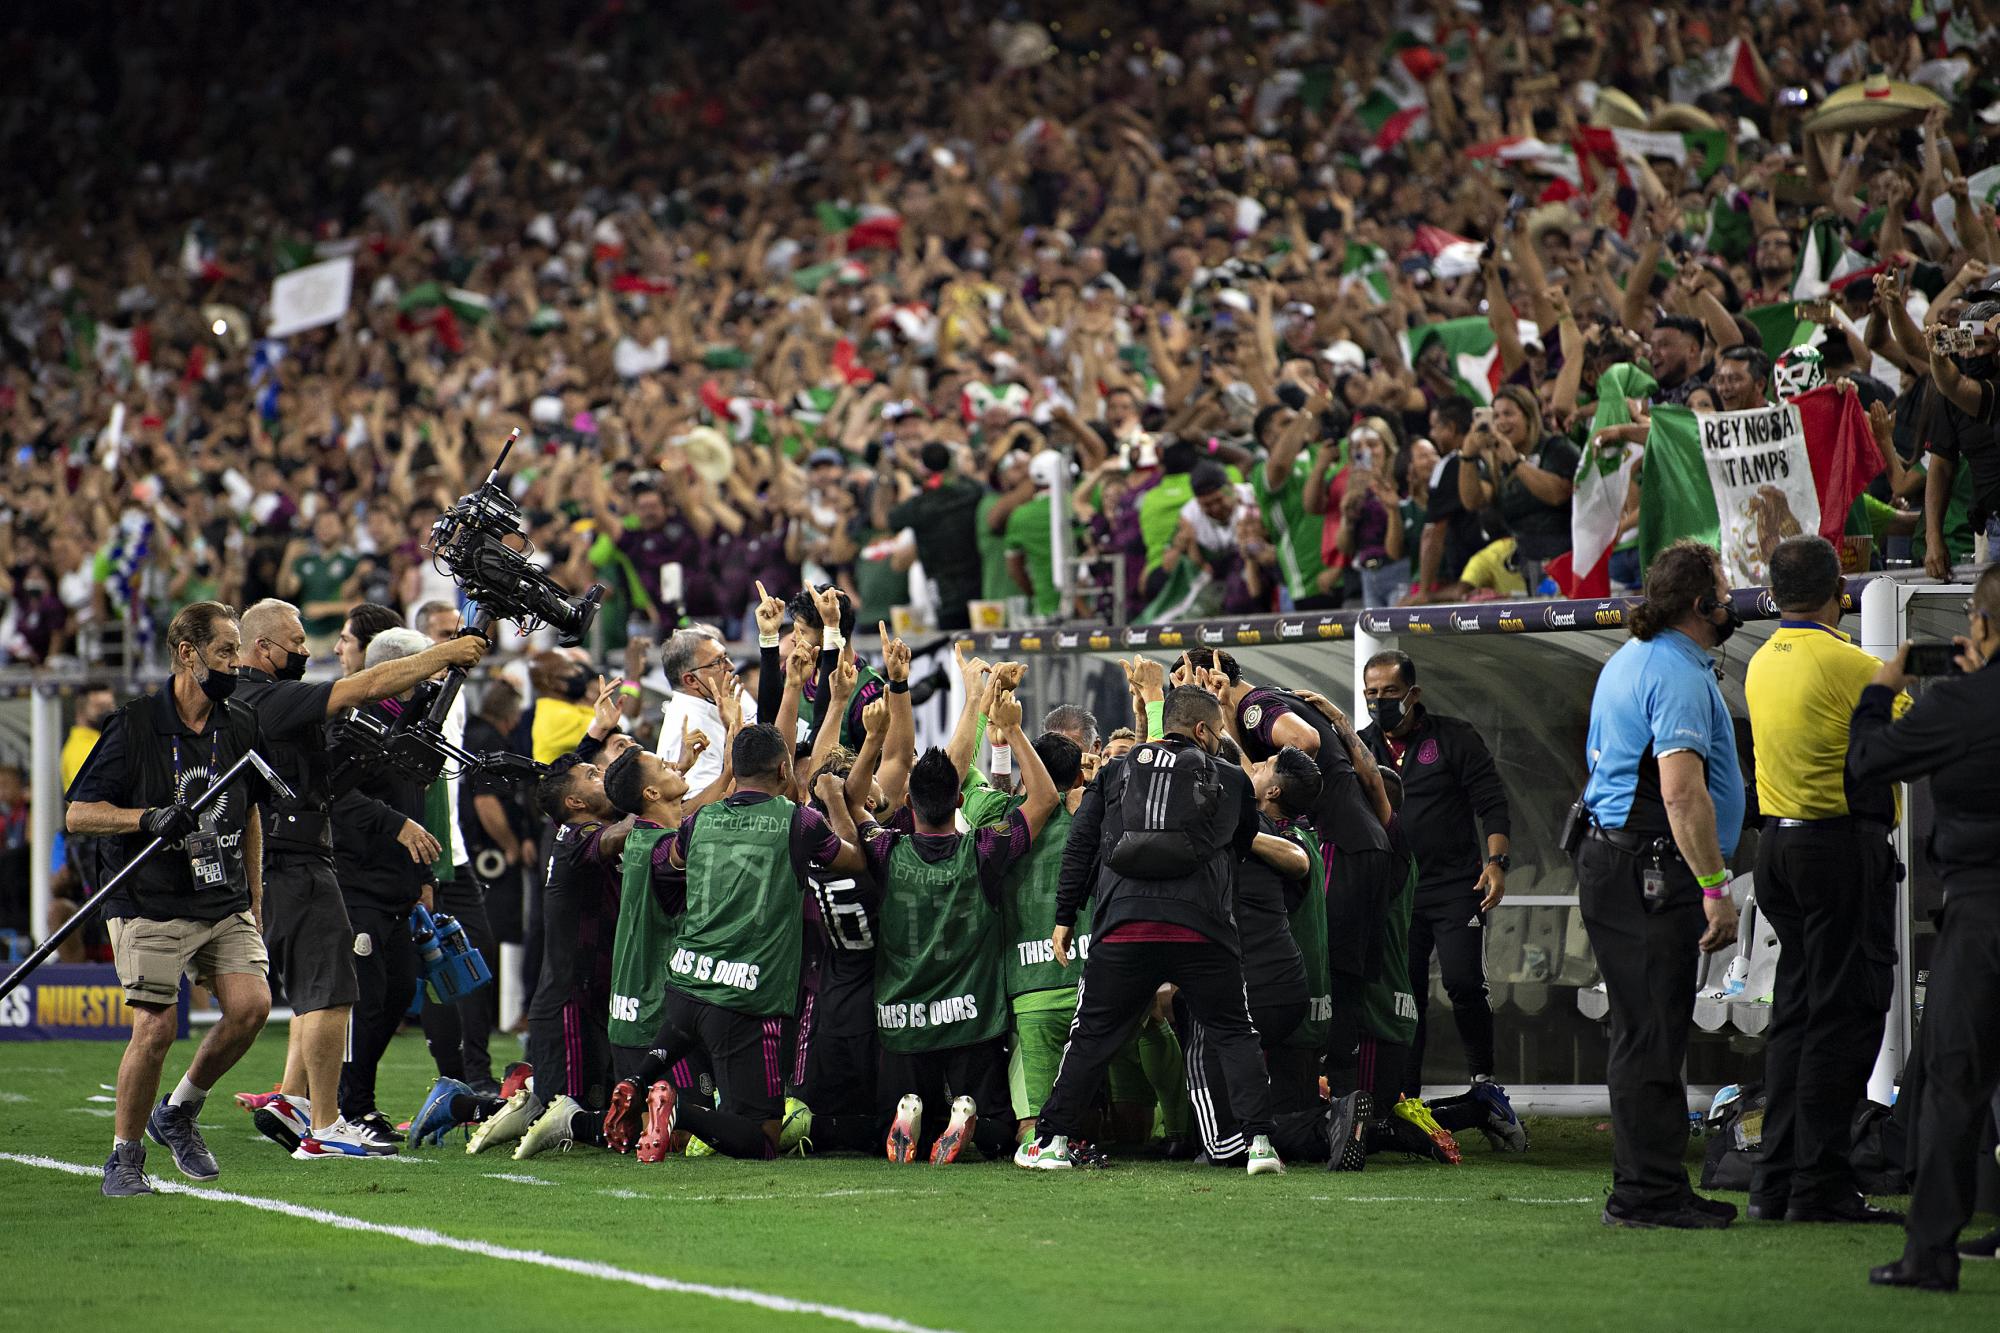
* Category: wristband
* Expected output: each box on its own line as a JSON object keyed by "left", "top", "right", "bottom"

{"left": 989, "top": 741, "right": 1013, "bottom": 775}
{"left": 1145, "top": 699, "right": 1165, "bottom": 736}
{"left": 822, "top": 629, "right": 845, "bottom": 653}
{"left": 618, "top": 683, "right": 641, "bottom": 698}
{"left": 1696, "top": 869, "right": 1730, "bottom": 895}
{"left": 888, "top": 678, "right": 910, "bottom": 694}
{"left": 758, "top": 631, "right": 781, "bottom": 649}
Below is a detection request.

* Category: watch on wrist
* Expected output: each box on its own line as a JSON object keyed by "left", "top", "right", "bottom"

{"left": 1485, "top": 853, "right": 1511, "bottom": 871}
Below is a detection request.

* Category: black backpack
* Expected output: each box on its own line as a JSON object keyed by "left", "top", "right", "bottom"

{"left": 1104, "top": 740, "right": 1225, "bottom": 879}
{"left": 1699, "top": 1082, "right": 1766, "bottom": 1191}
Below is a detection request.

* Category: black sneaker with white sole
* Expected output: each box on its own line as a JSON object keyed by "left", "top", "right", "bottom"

{"left": 1959, "top": 1229, "right": 2000, "bottom": 1261}
{"left": 352, "top": 1111, "right": 401, "bottom": 1152}
{"left": 101, "top": 1142, "right": 153, "bottom": 1197}
{"left": 146, "top": 1096, "right": 219, "bottom": 1181}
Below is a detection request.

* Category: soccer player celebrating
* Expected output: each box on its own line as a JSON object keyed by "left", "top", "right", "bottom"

{"left": 826, "top": 686, "right": 1055, "bottom": 1162}
{"left": 788, "top": 584, "right": 886, "bottom": 752}
{"left": 603, "top": 724, "right": 867, "bottom": 1160}
{"left": 467, "top": 682, "right": 634, "bottom": 1159}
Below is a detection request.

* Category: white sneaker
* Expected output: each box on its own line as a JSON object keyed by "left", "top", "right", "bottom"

{"left": 1245, "top": 1134, "right": 1285, "bottom": 1176}
{"left": 293, "top": 1117, "right": 399, "bottom": 1160}
{"left": 514, "top": 1095, "right": 582, "bottom": 1161}
{"left": 467, "top": 1088, "right": 541, "bottom": 1156}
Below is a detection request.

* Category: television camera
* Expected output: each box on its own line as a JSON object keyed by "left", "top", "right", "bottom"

{"left": 328, "top": 429, "right": 603, "bottom": 794}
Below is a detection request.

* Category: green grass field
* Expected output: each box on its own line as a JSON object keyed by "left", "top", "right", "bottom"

{"left": 0, "top": 1028, "right": 1992, "bottom": 1332}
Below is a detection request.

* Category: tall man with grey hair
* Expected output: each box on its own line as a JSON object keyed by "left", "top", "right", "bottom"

{"left": 1043, "top": 704, "right": 1100, "bottom": 754}
{"left": 657, "top": 625, "right": 753, "bottom": 792}
{"left": 412, "top": 599, "right": 497, "bottom": 1089}
{"left": 235, "top": 597, "right": 486, "bottom": 1159}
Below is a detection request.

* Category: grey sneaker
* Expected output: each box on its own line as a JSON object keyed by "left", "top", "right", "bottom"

{"left": 102, "top": 1142, "right": 154, "bottom": 1196}
{"left": 147, "top": 1096, "right": 219, "bottom": 1181}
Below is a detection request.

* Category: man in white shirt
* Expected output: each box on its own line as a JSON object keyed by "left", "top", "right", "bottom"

{"left": 655, "top": 627, "right": 755, "bottom": 792}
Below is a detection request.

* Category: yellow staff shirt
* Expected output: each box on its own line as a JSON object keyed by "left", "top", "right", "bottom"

{"left": 1745, "top": 620, "right": 1904, "bottom": 822}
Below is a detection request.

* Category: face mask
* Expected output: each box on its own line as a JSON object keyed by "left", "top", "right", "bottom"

{"left": 272, "top": 646, "right": 309, "bottom": 681}
{"left": 1368, "top": 698, "right": 1405, "bottom": 733}
{"left": 1710, "top": 602, "right": 1743, "bottom": 647}
{"left": 561, "top": 671, "right": 592, "bottom": 701}
{"left": 199, "top": 664, "right": 237, "bottom": 703}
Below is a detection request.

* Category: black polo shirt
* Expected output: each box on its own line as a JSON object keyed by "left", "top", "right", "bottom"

{"left": 232, "top": 666, "right": 336, "bottom": 852}
{"left": 67, "top": 689, "right": 270, "bottom": 922}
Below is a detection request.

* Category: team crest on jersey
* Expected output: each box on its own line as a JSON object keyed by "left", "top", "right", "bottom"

{"left": 1242, "top": 704, "right": 1262, "bottom": 729}
{"left": 1417, "top": 739, "right": 1440, "bottom": 766}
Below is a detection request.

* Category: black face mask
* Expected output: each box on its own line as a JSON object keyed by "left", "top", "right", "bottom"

{"left": 199, "top": 666, "right": 237, "bottom": 703}
{"left": 1368, "top": 698, "right": 1406, "bottom": 733}
{"left": 1710, "top": 602, "right": 1743, "bottom": 647}
{"left": 272, "top": 646, "right": 310, "bottom": 681}
{"left": 561, "top": 671, "right": 592, "bottom": 701}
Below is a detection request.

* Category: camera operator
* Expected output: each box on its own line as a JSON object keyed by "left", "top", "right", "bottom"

{"left": 1850, "top": 564, "right": 2000, "bottom": 1292}
{"left": 323, "top": 628, "right": 437, "bottom": 1156}
{"left": 233, "top": 597, "right": 485, "bottom": 1158}
{"left": 1573, "top": 542, "right": 1744, "bottom": 1229}
{"left": 412, "top": 599, "right": 500, "bottom": 1092}
{"left": 1743, "top": 536, "right": 1903, "bottom": 1226}
{"left": 66, "top": 602, "right": 272, "bottom": 1196}
{"left": 456, "top": 679, "right": 534, "bottom": 1096}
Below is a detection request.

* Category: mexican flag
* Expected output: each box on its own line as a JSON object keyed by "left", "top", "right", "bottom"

{"left": 1668, "top": 37, "right": 1767, "bottom": 106}
{"left": 1400, "top": 318, "right": 1503, "bottom": 404}
{"left": 1354, "top": 74, "right": 1429, "bottom": 153}
{"left": 1793, "top": 218, "right": 1869, "bottom": 300}
{"left": 1702, "top": 189, "right": 1754, "bottom": 262}
{"left": 1566, "top": 362, "right": 1658, "bottom": 598}
{"left": 1340, "top": 241, "right": 1392, "bottom": 305}
{"left": 816, "top": 202, "right": 904, "bottom": 253}
{"left": 398, "top": 282, "right": 491, "bottom": 325}
{"left": 1411, "top": 224, "right": 1483, "bottom": 278}
{"left": 1638, "top": 386, "right": 1882, "bottom": 587}
{"left": 1743, "top": 301, "right": 1824, "bottom": 358}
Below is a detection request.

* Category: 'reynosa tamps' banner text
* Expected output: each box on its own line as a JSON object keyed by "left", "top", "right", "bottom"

{"left": 1638, "top": 386, "right": 1880, "bottom": 587}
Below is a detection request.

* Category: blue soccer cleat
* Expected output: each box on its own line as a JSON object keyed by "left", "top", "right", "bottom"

{"left": 409, "top": 1076, "right": 472, "bottom": 1148}
{"left": 1470, "top": 1080, "right": 1528, "bottom": 1153}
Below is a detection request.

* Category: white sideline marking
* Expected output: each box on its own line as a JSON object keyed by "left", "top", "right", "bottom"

{"left": 0, "top": 1153, "right": 955, "bottom": 1333}
{"left": 599, "top": 1187, "right": 650, "bottom": 1200}
{"left": 0, "top": 1091, "right": 29, "bottom": 1103}
{"left": 67, "top": 1108, "right": 114, "bottom": 1118}
{"left": 1307, "top": 1194, "right": 1596, "bottom": 1205}
{"left": 483, "top": 1172, "right": 555, "bottom": 1185}
{"left": 86, "top": 1094, "right": 116, "bottom": 1103}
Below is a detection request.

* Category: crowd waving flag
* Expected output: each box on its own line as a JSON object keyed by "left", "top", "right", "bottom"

{"left": 1638, "top": 385, "right": 1882, "bottom": 587}
{"left": 1564, "top": 362, "right": 1658, "bottom": 598}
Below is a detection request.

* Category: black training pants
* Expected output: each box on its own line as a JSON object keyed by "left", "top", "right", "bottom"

{"left": 1575, "top": 837, "right": 1704, "bottom": 1212}
{"left": 419, "top": 874, "right": 500, "bottom": 1086}
{"left": 1901, "top": 892, "right": 2000, "bottom": 1264}
{"left": 1403, "top": 894, "right": 1495, "bottom": 1089}
{"left": 1749, "top": 821, "right": 1896, "bottom": 1210}
{"left": 1038, "top": 939, "right": 1274, "bottom": 1142}
{"left": 339, "top": 902, "right": 417, "bottom": 1120}
{"left": 1185, "top": 998, "right": 1306, "bottom": 1160}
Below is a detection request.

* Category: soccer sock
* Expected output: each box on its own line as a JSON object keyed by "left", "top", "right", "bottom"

{"left": 629, "top": 1020, "right": 699, "bottom": 1089}
{"left": 112, "top": 1136, "right": 137, "bottom": 1151}
{"left": 1425, "top": 1091, "right": 1484, "bottom": 1134}
{"left": 566, "top": 1108, "right": 605, "bottom": 1147}
{"left": 677, "top": 1103, "right": 774, "bottom": 1159}
{"left": 448, "top": 1093, "right": 504, "bottom": 1124}
{"left": 167, "top": 1074, "right": 206, "bottom": 1108}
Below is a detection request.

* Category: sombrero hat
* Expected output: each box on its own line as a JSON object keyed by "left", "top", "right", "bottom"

{"left": 674, "top": 426, "right": 735, "bottom": 486}
{"left": 1803, "top": 74, "right": 1947, "bottom": 134}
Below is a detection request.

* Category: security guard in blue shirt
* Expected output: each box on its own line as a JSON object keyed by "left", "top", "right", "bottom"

{"left": 1572, "top": 540, "right": 1745, "bottom": 1229}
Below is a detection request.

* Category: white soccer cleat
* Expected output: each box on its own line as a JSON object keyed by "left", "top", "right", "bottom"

{"left": 466, "top": 1087, "right": 540, "bottom": 1156}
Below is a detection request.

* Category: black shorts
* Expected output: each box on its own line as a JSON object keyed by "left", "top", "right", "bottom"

{"left": 794, "top": 954, "right": 879, "bottom": 1114}
{"left": 526, "top": 989, "right": 612, "bottom": 1109}
{"left": 660, "top": 987, "right": 787, "bottom": 1123}
{"left": 611, "top": 1041, "right": 713, "bottom": 1092}
{"left": 1326, "top": 848, "right": 1397, "bottom": 981}
{"left": 263, "top": 854, "right": 359, "bottom": 1014}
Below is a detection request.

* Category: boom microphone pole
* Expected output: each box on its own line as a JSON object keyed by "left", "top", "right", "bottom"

{"left": 0, "top": 748, "right": 295, "bottom": 1003}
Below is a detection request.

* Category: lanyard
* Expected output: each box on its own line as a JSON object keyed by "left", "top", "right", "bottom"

{"left": 169, "top": 728, "right": 221, "bottom": 791}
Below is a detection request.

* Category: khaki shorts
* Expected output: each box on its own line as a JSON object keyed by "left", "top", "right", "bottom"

{"left": 108, "top": 912, "right": 269, "bottom": 1007}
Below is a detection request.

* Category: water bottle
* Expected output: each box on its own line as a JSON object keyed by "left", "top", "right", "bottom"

{"left": 411, "top": 904, "right": 446, "bottom": 978}
{"left": 1720, "top": 953, "right": 1751, "bottom": 997}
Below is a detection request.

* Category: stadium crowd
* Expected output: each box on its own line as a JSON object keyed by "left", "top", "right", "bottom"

{"left": 15, "top": 0, "right": 2000, "bottom": 1296}
{"left": 7, "top": 0, "right": 2000, "bottom": 672}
